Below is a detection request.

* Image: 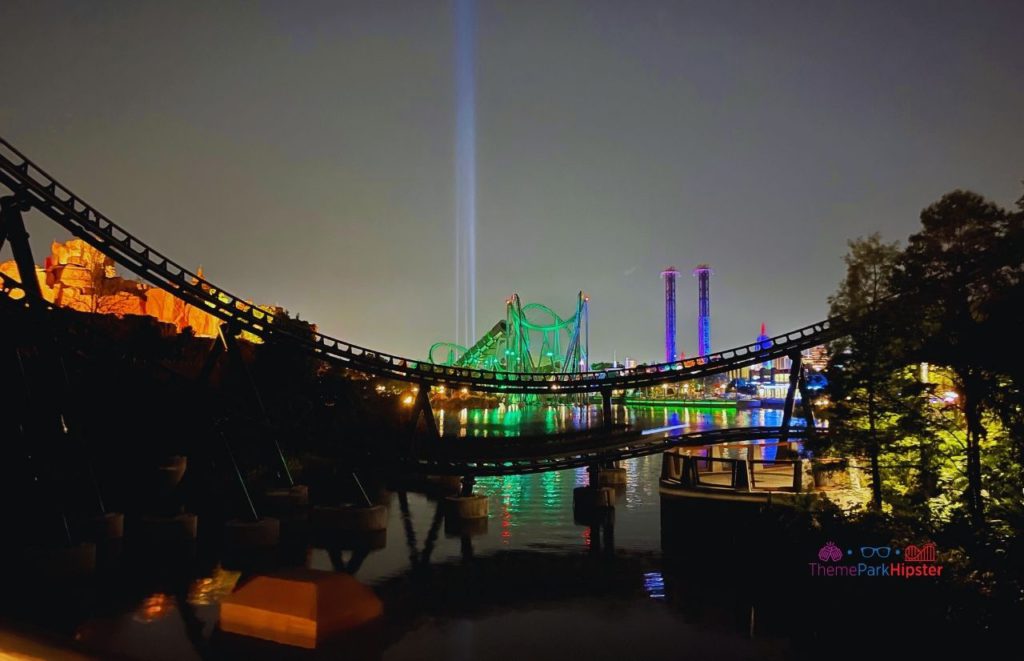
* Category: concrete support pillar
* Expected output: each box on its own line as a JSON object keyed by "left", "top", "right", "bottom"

{"left": 424, "top": 475, "right": 463, "bottom": 495}
{"left": 224, "top": 517, "right": 281, "bottom": 549}
{"left": 134, "top": 513, "right": 199, "bottom": 543}
{"left": 154, "top": 455, "right": 188, "bottom": 497}
{"left": 444, "top": 494, "right": 488, "bottom": 520}
{"left": 312, "top": 504, "right": 388, "bottom": 533}
{"left": 596, "top": 466, "right": 627, "bottom": 487}
{"left": 445, "top": 516, "right": 488, "bottom": 537}
{"left": 573, "top": 486, "right": 615, "bottom": 510}
{"left": 88, "top": 511, "right": 125, "bottom": 541}
{"left": 263, "top": 484, "right": 309, "bottom": 517}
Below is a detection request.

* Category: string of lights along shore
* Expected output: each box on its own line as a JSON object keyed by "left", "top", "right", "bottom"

{"left": 661, "top": 265, "right": 712, "bottom": 362}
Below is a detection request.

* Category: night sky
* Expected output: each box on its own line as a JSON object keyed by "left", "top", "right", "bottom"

{"left": 2, "top": 0, "right": 1022, "bottom": 362}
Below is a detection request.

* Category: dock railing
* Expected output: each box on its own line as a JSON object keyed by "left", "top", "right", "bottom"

{"left": 661, "top": 446, "right": 805, "bottom": 493}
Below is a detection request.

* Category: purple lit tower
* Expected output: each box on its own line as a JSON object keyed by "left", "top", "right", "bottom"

{"left": 693, "top": 264, "right": 712, "bottom": 357}
{"left": 661, "top": 267, "right": 679, "bottom": 362}
{"left": 755, "top": 322, "right": 772, "bottom": 380}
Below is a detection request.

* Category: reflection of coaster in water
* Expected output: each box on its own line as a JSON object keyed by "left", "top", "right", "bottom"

{"left": 818, "top": 541, "right": 843, "bottom": 562}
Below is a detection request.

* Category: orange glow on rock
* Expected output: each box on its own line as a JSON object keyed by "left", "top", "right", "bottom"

{"left": 0, "top": 239, "right": 255, "bottom": 338}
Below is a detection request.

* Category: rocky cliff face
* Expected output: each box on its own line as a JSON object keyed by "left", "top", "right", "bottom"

{"left": 1, "top": 239, "right": 222, "bottom": 337}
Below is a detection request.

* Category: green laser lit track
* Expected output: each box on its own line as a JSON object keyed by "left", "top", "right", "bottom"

{"left": 0, "top": 138, "right": 844, "bottom": 394}
{"left": 429, "top": 293, "right": 589, "bottom": 377}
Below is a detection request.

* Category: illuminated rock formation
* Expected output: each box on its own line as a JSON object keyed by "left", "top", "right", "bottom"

{"left": 1, "top": 239, "right": 222, "bottom": 336}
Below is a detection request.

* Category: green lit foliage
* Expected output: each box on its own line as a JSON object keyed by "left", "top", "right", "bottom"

{"left": 826, "top": 189, "right": 1024, "bottom": 529}
{"left": 895, "top": 190, "right": 1019, "bottom": 524}
{"left": 822, "top": 233, "right": 903, "bottom": 511}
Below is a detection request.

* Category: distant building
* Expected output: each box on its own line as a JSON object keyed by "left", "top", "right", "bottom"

{"left": 724, "top": 325, "right": 831, "bottom": 398}
{"left": 805, "top": 344, "right": 829, "bottom": 372}
{"left": 693, "top": 264, "right": 712, "bottom": 357}
{"left": 661, "top": 267, "right": 679, "bottom": 363}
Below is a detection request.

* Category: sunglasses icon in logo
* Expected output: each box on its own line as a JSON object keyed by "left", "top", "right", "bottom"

{"left": 860, "top": 546, "right": 892, "bottom": 558}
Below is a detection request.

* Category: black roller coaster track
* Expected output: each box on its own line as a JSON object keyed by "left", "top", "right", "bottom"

{"left": 363, "top": 425, "right": 820, "bottom": 476}
{"left": 0, "top": 138, "right": 843, "bottom": 394}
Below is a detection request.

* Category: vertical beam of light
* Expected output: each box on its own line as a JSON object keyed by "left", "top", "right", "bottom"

{"left": 455, "top": 0, "right": 477, "bottom": 346}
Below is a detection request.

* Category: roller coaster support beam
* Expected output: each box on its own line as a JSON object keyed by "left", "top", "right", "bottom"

{"left": 201, "top": 322, "right": 294, "bottom": 488}
{"left": 1, "top": 198, "right": 108, "bottom": 533}
{"left": 601, "top": 389, "right": 613, "bottom": 429}
{"left": 408, "top": 384, "right": 438, "bottom": 439}
{"left": 779, "top": 352, "right": 802, "bottom": 444}
{"left": 220, "top": 428, "right": 259, "bottom": 523}
{"left": 797, "top": 365, "right": 817, "bottom": 439}
{"left": 0, "top": 194, "right": 43, "bottom": 302}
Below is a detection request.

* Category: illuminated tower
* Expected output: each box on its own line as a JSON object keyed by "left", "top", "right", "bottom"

{"left": 661, "top": 267, "right": 678, "bottom": 362}
{"left": 693, "top": 264, "right": 712, "bottom": 357}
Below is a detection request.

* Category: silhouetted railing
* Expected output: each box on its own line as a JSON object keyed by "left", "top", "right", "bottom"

{"left": 661, "top": 445, "right": 808, "bottom": 492}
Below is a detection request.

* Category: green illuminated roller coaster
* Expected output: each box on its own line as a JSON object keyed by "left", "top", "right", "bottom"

{"left": 429, "top": 292, "right": 589, "bottom": 377}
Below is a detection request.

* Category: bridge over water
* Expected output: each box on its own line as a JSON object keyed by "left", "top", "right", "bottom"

{"left": 0, "top": 136, "right": 846, "bottom": 611}
{"left": 0, "top": 137, "right": 833, "bottom": 461}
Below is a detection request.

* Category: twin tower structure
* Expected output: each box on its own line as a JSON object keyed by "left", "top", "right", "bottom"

{"left": 660, "top": 265, "right": 712, "bottom": 363}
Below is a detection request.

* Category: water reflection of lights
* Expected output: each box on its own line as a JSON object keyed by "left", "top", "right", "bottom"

{"left": 133, "top": 593, "right": 174, "bottom": 623}
{"left": 643, "top": 571, "right": 666, "bottom": 600}
{"left": 640, "top": 423, "right": 686, "bottom": 436}
{"left": 501, "top": 498, "right": 512, "bottom": 543}
{"left": 541, "top": 470, "right": 561, "bottom": 509}
{"left": 623, "top": 458, "right": 642, "bottom": 508}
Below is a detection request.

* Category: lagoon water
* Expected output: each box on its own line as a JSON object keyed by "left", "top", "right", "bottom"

{"left": 16, "top": 405, "right": 846, "bottom": 660}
